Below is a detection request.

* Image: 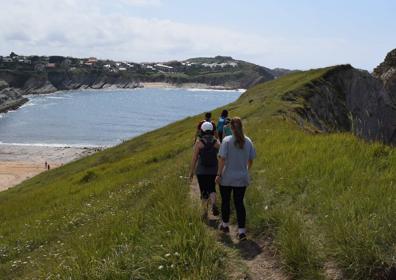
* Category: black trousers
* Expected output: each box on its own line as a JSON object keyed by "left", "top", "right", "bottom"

{"left": 196, "top": 174, "right": 216, "bottom": 200}
{"left": 219, "top": 185, "right": 247, "bottom": 228}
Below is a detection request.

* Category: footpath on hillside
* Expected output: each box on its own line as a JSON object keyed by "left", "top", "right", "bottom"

{"left": 190, "top": 178, "right": 289, "bottom": 280}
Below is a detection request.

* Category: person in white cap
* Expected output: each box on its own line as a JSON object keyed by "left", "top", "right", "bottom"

{"left": 189, "top": 121, "right": 220, "bottom": 218}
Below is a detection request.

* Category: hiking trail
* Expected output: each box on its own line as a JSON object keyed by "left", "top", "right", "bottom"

{"left": 190, "top": 178, "right": 290, "bottom": 280}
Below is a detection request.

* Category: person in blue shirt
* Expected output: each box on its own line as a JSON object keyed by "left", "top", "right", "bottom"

{"left": 216, "top": 109, "right": 228, "bottom": 142}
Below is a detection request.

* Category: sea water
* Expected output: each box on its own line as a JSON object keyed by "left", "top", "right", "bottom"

{"left": 0, "top": 88, "right": 242, "bottom": 147}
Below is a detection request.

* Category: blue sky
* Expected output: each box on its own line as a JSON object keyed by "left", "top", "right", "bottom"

{"left": 1, "top": 0, "right": 395, "bottom": 70}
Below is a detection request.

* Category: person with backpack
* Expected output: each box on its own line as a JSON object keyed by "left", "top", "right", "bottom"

{"left": 194, "top": 112, "right": 217, "bottom": 144}
{"left": 216, "top": 109, "right": 228, "bottom": 142}
{"left": 189, "top": 121, "right": 220, "bottom": 217}
{"left": 216, "top": 117, "right": 256, "bottom": 241}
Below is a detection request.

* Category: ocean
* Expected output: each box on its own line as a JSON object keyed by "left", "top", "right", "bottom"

{"left": 0, "top": 88, "right": 242, "bottom": 147}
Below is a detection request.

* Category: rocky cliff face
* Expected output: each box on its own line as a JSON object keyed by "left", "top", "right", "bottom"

{"left": 0, "top": 80, "right": 28, "bottom": 113}
{"left": 288, "top": 62, "right": 396, "bottom": 145}
{"left": 373, "top": 48, "right": 396, "bottom": 102}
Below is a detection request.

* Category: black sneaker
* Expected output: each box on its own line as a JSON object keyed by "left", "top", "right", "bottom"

{"left": 212, "top": 205, "right": 220, "bottom": 216}
{"left": 219, "top": 224, "right": 230, "bottom": 233}
{"left": 238, "top": 233, "right": 247, "bottom": 241}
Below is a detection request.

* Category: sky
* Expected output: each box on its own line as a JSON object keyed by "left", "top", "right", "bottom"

{"left": 0, "top": 0, "right": 395, "bottom": 70}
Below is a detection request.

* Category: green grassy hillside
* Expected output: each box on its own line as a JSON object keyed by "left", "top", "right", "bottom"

{"left": 1, "top": 67, "right": 396, "bottom": 279}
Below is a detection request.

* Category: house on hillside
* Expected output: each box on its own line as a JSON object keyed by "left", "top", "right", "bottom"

{"left": 3, "top": 57, "right": 13, "bottom": 63}
{"left": 18, "top": 59, "right": 31, "bottom": 64}
{"left": 155, "top": 63, "right": 174, "bottom": 72}
{"left": 34, "top": 63, "right": 45, "bottom": 72}
{"left": 87, "top": 57, "right": 97, "bottom": 64}
{"left": 46, "top": 63, "right": 56, "bottom": 68}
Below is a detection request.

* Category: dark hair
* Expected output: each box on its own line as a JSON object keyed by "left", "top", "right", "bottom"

{"left": 205, "top": 112, "right": 211, "bottom": 119}
{"left": 221, "top": 109, "right": 228, "bottom": 118}
{"left": 231, "top": 117, "right": 245, "bottom": 149}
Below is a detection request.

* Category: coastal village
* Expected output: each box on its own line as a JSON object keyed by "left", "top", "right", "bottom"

{"left": 0, "top": 52, "right": 241, "bottom": 75}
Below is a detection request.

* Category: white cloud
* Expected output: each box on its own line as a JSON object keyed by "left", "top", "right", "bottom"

{"left": 0, "top": 0, "right": 272, "bottom": 61}
{"left": 119, "top": 0, "right": 162, "bottom": 6}
{"left": 0, "top": 0, "right": 370, "bottom": 69}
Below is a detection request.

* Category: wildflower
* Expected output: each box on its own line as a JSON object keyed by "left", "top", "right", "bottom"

{"left": 170, "top": 264, "right": 175, "bottom": 268}
{"left": 165, "top": 253, "right": 171, "bottom": 257}
{"left": 264, "top": 205, "right": 268, "bottom": 210}
{"left": 174, "top": 252, "right": 180, "bottom": 257}
{"left": 158, "top": 265, "right": 164, "bottom": 270}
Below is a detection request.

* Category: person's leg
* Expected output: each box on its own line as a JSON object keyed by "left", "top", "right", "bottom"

{"left": 196, "top": 175, "right": 209, "bottom": 200}
{"left": 233, "top": 187, "right": 247, "bottom": 233}
{"left": 207, "top": 175, "right": 219, "bottom": 216}
{"left": 196, "top": 175, "right": 209, "bottom": 216}
{"left": 219, "top": 185, "right": 232, "bottom": 226}
{"left": 218, "top": 131, "right": 223, "bottom": 142}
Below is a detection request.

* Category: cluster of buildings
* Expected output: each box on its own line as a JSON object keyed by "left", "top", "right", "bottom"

{"left": 0, "top": 52, "right": 240, "bottom": 75}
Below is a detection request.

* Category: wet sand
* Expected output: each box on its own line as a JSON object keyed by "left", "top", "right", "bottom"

{"left": 0, "top": 145, "right": 99, "bottom": 191}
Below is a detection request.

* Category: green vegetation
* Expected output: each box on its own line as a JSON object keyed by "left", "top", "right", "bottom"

{"left": 1, "top": 66, "right": 396, "bottom": 279}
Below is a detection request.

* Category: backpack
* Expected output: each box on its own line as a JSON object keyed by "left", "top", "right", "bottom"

{"left": 199, "top": 136, "right": 218, "bottom": 167}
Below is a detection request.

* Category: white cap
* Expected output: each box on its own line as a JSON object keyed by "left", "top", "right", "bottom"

{"left": 201, "top": 121, "right": 213, "bottom": 132}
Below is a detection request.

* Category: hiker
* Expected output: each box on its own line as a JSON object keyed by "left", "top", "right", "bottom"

{"left": 47, "top": 164, "right": 50, "bottom": 170}
{"left": 195, "top": 112, "right": 217, "bottom": 143}
{"left": 189, "top": 121, "right": 220, "bottom": 217}
{"left": 216, "top": 117, "right": 256, "bottom": 241}
{"left": 222, "top": 117, "right": 232, "bottom": 138}
{"left": 45, "top": 161, "right": 48, "bottom": 169}
{"left": 216, "top": 110, "right": 228, "bottom": 142}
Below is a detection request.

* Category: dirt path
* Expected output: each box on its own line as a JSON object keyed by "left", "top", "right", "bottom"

{"left": 190, "top": 179, "right": 289, "bottom": 280}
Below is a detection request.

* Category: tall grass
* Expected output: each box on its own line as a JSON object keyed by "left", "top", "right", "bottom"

{"left": 0, "top": 119, "right": 228, "bottom": 279}
{"left": 1, "top": 66, "right": 396, "bottom": 279}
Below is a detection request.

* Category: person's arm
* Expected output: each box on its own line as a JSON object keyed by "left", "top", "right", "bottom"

{"left": 248, "top": 159, "right": 253, "bottom": 170}
{"left": 215, "top": 156, "right": 225, "bottom": 184}
{"left": 189, "top": 141, "right": 200, "bottom": 180}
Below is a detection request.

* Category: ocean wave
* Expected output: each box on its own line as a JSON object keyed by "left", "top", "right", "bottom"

{"left": 20, "top": 102, "right": 36, "bottom": 108}
{"left": 186, "top": 88, "right": 244, "bottom": 93}
{"left": 46, "top": 96, "right": 72, "bottom": 100}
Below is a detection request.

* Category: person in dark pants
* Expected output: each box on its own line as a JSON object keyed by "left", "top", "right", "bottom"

{"left": 190, "top": 121, "right": 220, "bottom": 218}
{"left": 216, "top": 117, "right": 256, "bottom": 241}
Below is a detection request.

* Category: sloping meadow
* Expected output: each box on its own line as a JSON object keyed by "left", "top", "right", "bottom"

{"left": 1, "top": 68, "right": 396, "bottom": 279}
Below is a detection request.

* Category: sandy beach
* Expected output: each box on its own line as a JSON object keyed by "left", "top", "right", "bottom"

{"left": 140, "top": 82, "right": 238, "bottom": 90}
{"left": 0, "top": 144, "right": 98, "bottom": 191}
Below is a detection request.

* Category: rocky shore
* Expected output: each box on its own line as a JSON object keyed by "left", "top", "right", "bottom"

{"left": 0, "top": 80, "right": 28, "bottom": 113}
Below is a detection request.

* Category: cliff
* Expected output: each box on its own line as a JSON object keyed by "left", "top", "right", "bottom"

{"left": 373, "top": 48, "right": 396, "bottom": 100}
{"left": 0, "top": 80, "right": 28, "bottom": 113}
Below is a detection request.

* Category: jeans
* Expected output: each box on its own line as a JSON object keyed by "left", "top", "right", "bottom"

{"left": 219, "top": 185, "right": 246, "bottom": 228}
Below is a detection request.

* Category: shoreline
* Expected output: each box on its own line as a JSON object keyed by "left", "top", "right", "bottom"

{"left": 0, "top": 144, "right": 99, "bottom": 191}
{"left": 139, "top": 82, "right": 245, "bottom": 91}
{"left": 0, "top": 83, "right": 242, "bottom": 191}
